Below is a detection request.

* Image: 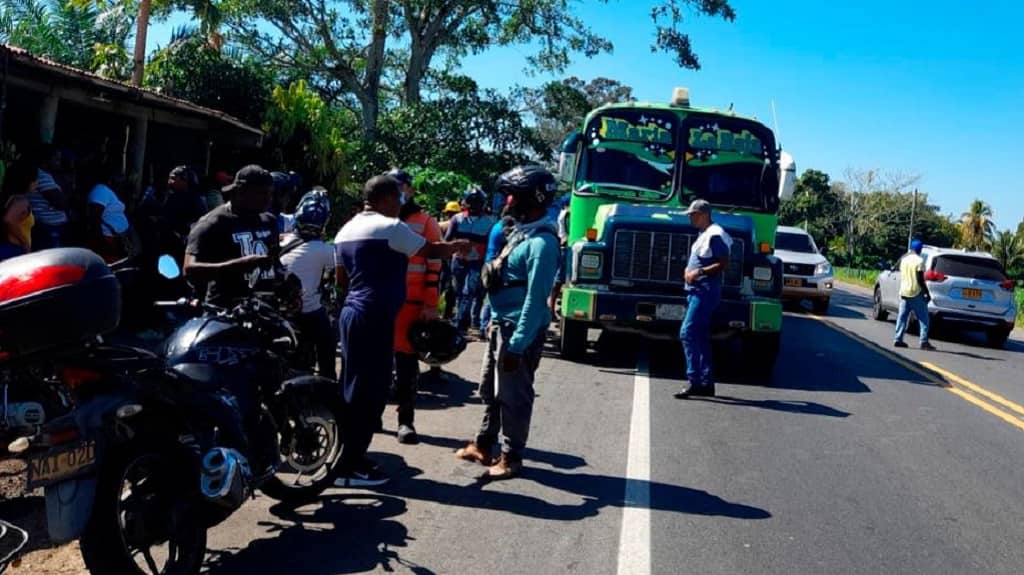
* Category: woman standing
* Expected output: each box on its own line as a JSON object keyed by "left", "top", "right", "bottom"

{"left": 0, "top": 161, "right": 37, "bottom": 262}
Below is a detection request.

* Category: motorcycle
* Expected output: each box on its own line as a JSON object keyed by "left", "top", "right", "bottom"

{"left": 4, "top": 252, "right": 344, "bottom": 575}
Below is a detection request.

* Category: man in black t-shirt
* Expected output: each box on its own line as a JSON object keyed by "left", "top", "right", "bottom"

{"left": 185, "top": 165, "right": 278, "bottom": 306}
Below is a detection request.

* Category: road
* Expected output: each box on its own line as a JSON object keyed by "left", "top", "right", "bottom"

{"left": 11, "top": 284, "right": 1024, "bottom": 574}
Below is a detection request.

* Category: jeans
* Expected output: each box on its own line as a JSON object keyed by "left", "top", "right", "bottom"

{"left": 679, "top": 289, "right": 720, "bottom": 386}
{"left": 293, "top": 308, "right": 337, "bottom": 380}
{"left": 894, "top": 294, "right": 931, "bottom": 344}
{"left": 480, "top": 299, "right": 491, "bottom": 332}
{"left": 476, "top": 322, "right": 545, "bottom": 458}
{"left": 453, "top": 260, "right": 484, "bottom": 331}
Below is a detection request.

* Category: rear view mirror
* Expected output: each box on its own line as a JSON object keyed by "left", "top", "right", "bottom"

{"left": 158, "top": 255, "right": 181, "bottom": 279}
{"left": 558, "top": 131, "right": 582, "bottom": 185}
{"left": 778, "top": 151, "right": 796, "bottom": 200}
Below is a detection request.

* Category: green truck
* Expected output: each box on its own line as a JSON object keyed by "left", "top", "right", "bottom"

{"left": 557, "top": 88, "right": 796, "bottom": 377}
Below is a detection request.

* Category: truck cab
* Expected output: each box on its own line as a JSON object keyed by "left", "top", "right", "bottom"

{"left": 558, "top": 89, "right": 796, "bottom": 377}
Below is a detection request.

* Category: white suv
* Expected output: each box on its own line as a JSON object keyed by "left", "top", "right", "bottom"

{"left": 873, "top": 246, "right": 1018, "bottom": 348}
{"left": 775, "top": 226, "right": 834, "bottom": 314}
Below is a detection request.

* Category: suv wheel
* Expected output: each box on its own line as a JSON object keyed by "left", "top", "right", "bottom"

{"left": 812, "top": 298, "right": 830, "bottom": 315}
{"left": 872, "top": 288, "right": 888, "bottom": 321}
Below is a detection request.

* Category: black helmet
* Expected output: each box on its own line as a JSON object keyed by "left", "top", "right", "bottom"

{"left": 462, "top": 186, "right": 486, "bottom": 212}
{"left": 409, "top": 319, "right": 467, "bottom": 366}
{"left": 496, "top": 165, "right": 557, "bottom": 214}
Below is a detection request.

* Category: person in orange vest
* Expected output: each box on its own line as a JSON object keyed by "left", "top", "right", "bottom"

{"left": 390, "top": 169, "right": 444, "bottom": 444}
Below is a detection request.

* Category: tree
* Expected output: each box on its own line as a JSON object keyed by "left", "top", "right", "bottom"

{"left": 778, "top": 169, "right": 846, "bottom": 247}
{"left": 221, "top": 0, "right": 735, "bottom": 139}
{"left": 0, "top": 0, "right": 135, "bottom": 79}
{"left": 960, "top": 198, "right": 995, "bottom": 252}
{"left": 523, "top": 76, "right": 634, "bottom": 154}
{"left": 990, "top": 230, "right": 1024, "bottom": 278}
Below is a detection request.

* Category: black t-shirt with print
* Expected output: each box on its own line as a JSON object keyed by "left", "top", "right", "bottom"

{"left": 186, "top": 203, "right": 279, "bottom": 306}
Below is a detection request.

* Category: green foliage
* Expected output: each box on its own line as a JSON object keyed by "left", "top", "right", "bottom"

{"left": 778, "top": 169, "right": 846, "bottom": 244}
{"left": 0, "top": 0, "right": 134, "bottom": 79}
{"left": 834, "top": 267, "right": 879, "bottom": 289}
{"left": 523, "top": 76, "right": 634, "bottom": 154}
{"left": 960, "top": 198, "right": 995, "bottom": 252}
{"left": 145, "top": 35, "right": 271, "bottom": 126}
{"left": 263, "top": 81, "right": 358, "bottom": 195}
{"left": 991, "top": 229, "right": 1024, "bottom": 280}
{"left": 1016, "top": 290, "right": 1023, "bottom": 327}
{"left": 407, "top": 167, "right": 474, "bottom": 214}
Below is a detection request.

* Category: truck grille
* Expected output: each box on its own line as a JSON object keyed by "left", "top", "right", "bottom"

{"left": 783, "top": 262, "right": 816, "bottom": 276}
{"left": 611, "top": 230, "right": 744, "bottom": 287}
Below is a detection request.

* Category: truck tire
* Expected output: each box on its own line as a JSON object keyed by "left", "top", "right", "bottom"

{"left": 812, "top": 298, "right": 830, "bottom": 315}
{"left": 560, "top": 317, "right": 588, "bottom": 361}
{"left": 744, "top": 332, "right": 781, "bottom": 385}
{"left": 872, "top": 288, "right": 888, "bottom": 321}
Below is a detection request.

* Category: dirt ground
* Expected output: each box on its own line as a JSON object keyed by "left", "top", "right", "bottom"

{"left": 1, "top": 458, "right": 86, "bottom": 574}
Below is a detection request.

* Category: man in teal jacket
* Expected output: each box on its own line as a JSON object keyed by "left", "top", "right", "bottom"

{"left": 456, "top": 165, "right": 559, "bottom": 479}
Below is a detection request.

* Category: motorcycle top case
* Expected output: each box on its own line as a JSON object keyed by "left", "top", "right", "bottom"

{"left": 0, "top": 248, "right": 121, "bottom": 361}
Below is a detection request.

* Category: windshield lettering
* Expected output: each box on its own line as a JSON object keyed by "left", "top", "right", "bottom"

{"left": 688, "top": 125, "right": 764, "bottom": 157}
{"left": 600, "top": 117, "right": 673, "bottom": 145}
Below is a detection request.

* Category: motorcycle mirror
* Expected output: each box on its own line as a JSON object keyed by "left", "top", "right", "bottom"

{"left": 158, "top": 255, "right": 182, "bottom": 280}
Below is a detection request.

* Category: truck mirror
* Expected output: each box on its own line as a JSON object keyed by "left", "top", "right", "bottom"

{"left": 558, "top": 131, "right": 582, "bottom": 185}
{"left": 778, "top": 150, "right": 796, "bottom": 200}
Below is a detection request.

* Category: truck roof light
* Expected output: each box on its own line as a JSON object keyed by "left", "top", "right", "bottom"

{"left": 586, "top": 228, "right": 598, "bottom": 241}
{"left": 760, "top": 242, "right": 771, "bottom": 253}
{"left": 671, "top": 87, "right": 690, "bottom": 106}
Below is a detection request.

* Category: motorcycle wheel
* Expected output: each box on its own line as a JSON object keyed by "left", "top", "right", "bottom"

{"left": 80, "top": 443, "right": 206, "bottom": 575}
{"left": 260, "top": 395, "right": 344, "bottom": 504}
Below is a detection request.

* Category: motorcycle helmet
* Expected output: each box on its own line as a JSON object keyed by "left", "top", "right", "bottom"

{"left": 408, "top": 319, "right": 467, "bottom": 366}
{"left": 496, "top": 165, "right": 557, "bottom": 216}
{"left": 293, "top": 189, "right": 331, "bottom": 237}
{"left": 462, "top": 187, "right": 487, "bottom": 212}
{"left": 387, "top": 168, "right": 414, "bottom": 187}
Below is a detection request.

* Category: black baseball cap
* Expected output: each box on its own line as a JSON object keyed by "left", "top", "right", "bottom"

{"left": 223, "top": 164, "right": 273, "bottom": 193}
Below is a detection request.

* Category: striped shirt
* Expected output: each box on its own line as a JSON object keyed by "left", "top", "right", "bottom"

{"left": 29, "top": 170, "right": 68, "bottom": 226}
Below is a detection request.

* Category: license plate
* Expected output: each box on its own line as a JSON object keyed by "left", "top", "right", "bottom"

{"left": 784, "top": 278, "right": 803, "bottom": 287}
{"left": 962, "top": 288, "right": 983, "bottom": 300}
{"left": 656, "top": 304, "right": 686, "bottom": 321}
{"left": 27, "top": 441, "right": 96, "bottom": 490}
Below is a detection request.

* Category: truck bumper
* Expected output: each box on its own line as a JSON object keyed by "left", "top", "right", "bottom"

{"left": 562, "top": 286, "right": 782, "bottom": 340}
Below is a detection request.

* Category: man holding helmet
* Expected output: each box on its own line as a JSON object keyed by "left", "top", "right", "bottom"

{"left": 455, "top": 165, "right": 559, "bottom": 479}
{"left": 389, "top": 169, "right": 444, "bottom": 445}
{"left": 444, "top": 187, "right": 495, "bottom": 336}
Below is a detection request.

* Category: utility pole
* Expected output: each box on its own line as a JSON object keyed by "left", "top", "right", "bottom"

{"left": 907, "top": 188, "right": 918, "bottom": 249}
{"left": 131, "top": 0, "right": 151, "bottom": 87}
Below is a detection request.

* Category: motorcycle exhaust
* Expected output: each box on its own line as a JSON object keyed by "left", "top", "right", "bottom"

{"left": 200, "top": 447, "right": 252, "bottom": 509}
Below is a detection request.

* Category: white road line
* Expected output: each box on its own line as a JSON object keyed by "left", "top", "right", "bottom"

{"left": 617, "top": 355, "right": 651, "bottom": 575}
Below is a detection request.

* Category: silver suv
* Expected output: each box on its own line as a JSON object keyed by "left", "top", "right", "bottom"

{"left": 775, "top": 226, "right": 834, "bottom": 314}
{"left": 873, "top": 246, "right": 1018, "bottom": 348}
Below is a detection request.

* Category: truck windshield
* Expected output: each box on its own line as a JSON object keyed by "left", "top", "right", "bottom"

{"left": 578, "top": 109, "right": 677, "bottom": 200}
{"left": 776, "top": 231, "right": 817, "bottom": 253}
{"left": 680, "top": 116, "right": 779, "bottom": 212}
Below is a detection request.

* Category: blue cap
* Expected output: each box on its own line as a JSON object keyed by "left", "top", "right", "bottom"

{"left": 910, "top": 239, "right": 923, "bottom": 252}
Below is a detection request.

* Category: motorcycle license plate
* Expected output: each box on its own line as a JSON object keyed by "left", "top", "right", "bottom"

{"left": 784, "top": 278, "right": 803, "bottom": 287}
{"left": 962, "top": 288, "right": 982, "bottom": 300}
{"left": 656, "top": 304, "right": 686, "bottom": 321}
{"left": 26, "top": 441, "right": 96, "bottom": 490}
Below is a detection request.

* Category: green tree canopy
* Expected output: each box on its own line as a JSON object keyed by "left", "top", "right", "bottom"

{"left": 960, "top": 198, "right": 995, "bottom": 252}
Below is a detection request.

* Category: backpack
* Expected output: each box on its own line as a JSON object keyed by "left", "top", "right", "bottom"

{"left": 481, "top": 226, "right": 555, "bottom": 294}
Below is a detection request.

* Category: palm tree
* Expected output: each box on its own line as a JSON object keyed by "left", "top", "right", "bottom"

{"left": 960, "top": 199, "right": 996, "bottom": 251}
{"left": 991, "top": 230, "right": 1024, "bottom": 273}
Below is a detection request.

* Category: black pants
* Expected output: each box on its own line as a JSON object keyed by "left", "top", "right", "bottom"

{"left": 394, "top": 352, "right": 420, "bottom": 426}
{"left": 338, "top": 306, "right": 393, "bottom": 469}
{"left": 294, "top": 308, "right": 337, "bottom": 380}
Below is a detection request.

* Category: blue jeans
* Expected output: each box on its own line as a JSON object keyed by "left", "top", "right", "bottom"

{"left": 894, "top": 294, "right": 930, "bottom": 344}
{"left": 480, "top": 299, "right": 491, "bottom": 332}
{"left": 679, "top": 289, "right": 720, "bottom": 386}
{"left": 453, "top": 260, "right": 483, "bottom": 331}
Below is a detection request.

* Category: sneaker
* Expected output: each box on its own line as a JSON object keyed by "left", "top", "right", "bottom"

{"left": 397, "top": 424, "right": 419, "bottom": 445}
{"left": 454, "top": 442, "right": 494, "bottom": 466}
{"left": 674, "top": 382, "right": 715, "bottom": 399}
{"left": 334, "top": 460, "right": 390, "bottom": 488}
{"left": 894, "top": 341, "right": 909, "bottom": 348}
{"left": 486, "top": 453, "right": 523, "bottom": 480}
{"left": 920, "top": 342, "right": 937, "bottom": 351}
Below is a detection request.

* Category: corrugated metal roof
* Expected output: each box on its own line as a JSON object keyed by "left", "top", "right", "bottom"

{"left": 1, "top": 44, "right": 263, "bottom": 137}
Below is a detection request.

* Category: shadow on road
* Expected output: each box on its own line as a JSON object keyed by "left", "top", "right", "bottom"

{"left": 204, "top": 493, "right": 435, "bottom": 575}
{"left": 414, "top": 371, "right": 478, "bottom": 411}
{"left": 414, "top": 433, "right": 588, "bottom": 470}
{"left": 375, "top": 454, "right": 770, "bottom": 523}
{"left": 690, "top": 395, "right": 851, "bottom": 418}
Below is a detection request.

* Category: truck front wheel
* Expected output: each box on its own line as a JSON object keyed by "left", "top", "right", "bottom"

{"left": 743, "top": 332, "right": 781, "bottom": 385}
{"left": 560, "top": 317, "right": 588, "bottom": 361}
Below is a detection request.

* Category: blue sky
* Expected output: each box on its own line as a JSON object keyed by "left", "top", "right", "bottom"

{"left": 150, "top": 0, "right": 1024, "bottom": 230}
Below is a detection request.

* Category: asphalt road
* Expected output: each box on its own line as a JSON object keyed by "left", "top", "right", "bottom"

{"left": 11, "top": 284, "right": 1024, "bottom": 574}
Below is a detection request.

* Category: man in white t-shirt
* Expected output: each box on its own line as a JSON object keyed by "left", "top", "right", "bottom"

{"left": 86, "top": 167, "right": 131, "bottom": 262}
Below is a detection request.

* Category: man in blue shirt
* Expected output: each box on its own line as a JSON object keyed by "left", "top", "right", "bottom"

{"left": 675, "top": 199, "right": 732, "bottom": 399}
{"left": 455, "top": 165, "right": 559, "bottom": 480}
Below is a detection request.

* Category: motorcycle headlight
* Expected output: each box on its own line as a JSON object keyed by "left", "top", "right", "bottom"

{"left": 579, "top": 252, "right": 603, "bottom": 279}
{"left": 815, "top": 262, "right": 833, "bottom": 276}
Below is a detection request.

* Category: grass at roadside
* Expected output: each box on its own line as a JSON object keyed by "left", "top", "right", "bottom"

{"left": 835, "top": 267, "right": 879, "bottom": 289}
{"left": 1017, "top": 289, "right": 1023, "bottom": 327}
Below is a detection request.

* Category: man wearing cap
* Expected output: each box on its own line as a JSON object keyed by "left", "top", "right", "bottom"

{"left": 675, "top": 199, "right": 732, "bottom": 399}
{"left": 185, "top": 165, "right": 278, "bottom": 307}
{"left": 893, "top": 239, "right": 936, "bottom": 350}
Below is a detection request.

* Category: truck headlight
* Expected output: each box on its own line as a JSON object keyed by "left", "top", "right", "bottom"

{"left": 815, "top": 262, "right": 833, "bottom": 276}
{"left": 579, "top": 253, "right": 603, "bottom": 279}
{"left": 753, "top": 266, "right": 773, "bottom": 281}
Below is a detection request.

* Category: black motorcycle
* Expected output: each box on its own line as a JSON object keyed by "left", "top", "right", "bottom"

{"left": 2, "top": 250, "right": 344, "bottom": 575}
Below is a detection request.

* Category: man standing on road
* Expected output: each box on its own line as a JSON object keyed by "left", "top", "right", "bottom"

{"left": 893, "top": 239, "right": 936, "bottom": 350}
{"left": 675, "top": 199, "right": 732, "bottom": 399}
{"left": 389, "top": 169, "right": 445, "bottom": 445}
{"left": 334, "top": 175, "right": 469, "bottom": 487}
{"left": 445, "top": 188, "right": 495, "bottom": 337}
{"left": 455, "top": 165, "right": 559, "bottom": 480}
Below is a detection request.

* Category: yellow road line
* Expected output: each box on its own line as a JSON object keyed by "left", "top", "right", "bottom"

{"left": 806, "top": 313, "right": 1024, "bottom": 432}
{"left": 920, "top": 361, "right": 1024, "bottom": 419}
